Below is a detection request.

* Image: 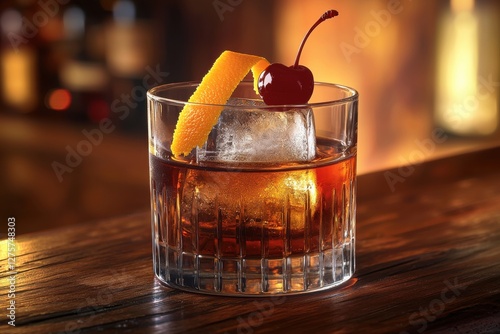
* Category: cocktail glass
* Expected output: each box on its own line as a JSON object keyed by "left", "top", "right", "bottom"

{"left": 147, "top": 81, "right": 358, "bottom": 295}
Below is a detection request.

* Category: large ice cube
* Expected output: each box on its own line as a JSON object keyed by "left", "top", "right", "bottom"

{"left": 197, "top": 98, "right": 316, "bottom": 163}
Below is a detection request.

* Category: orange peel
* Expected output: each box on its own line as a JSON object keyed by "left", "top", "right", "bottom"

{"left": 171, "top": 51, "right": 270, "bottom": 156}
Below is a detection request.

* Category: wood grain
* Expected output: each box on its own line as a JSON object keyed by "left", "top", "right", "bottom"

{"left": 1, "top": 147, "right": 500, "bottom": 334}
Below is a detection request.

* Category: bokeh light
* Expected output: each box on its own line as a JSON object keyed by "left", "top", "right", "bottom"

{"left": 46, "top": 89, "right": 72, "bottom": 111}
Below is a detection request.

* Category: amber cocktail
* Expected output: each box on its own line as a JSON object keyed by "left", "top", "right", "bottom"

{"left": 148, "top": 81, "right": 358, "bottom": 295}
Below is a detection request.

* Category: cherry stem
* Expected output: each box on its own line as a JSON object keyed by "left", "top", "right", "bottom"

{"left": 293, "top": 10, "right": 339, "bottom": 68}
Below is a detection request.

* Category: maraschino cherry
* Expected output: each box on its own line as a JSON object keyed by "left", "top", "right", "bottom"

{"left": 258, "top": 10, "right": 339, "bottom": 105}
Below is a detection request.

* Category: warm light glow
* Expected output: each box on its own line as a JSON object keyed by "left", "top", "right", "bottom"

{"left": 444, "top": 14, "right": 478, "bottom": 98}
{"left": 60, "top": 60, "right": 108, "bottom": 91}
{"left": 435, "top": 7, "right": 497, "bottom": 135}
{"left": 451, "top": 0, "right": 474, "bottom": 13}
{"left": 1, "top": 49, "right": 37, "bottom": 112}
{"left": 47, "top": 89, "right": 72, "bottom": 111}
{"left": 104, "top": 23, "right": 153, "bottom": 77}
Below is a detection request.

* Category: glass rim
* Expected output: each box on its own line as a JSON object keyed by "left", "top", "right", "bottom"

{"left": 147, "top": 81, "right": 358, "bottom": 109}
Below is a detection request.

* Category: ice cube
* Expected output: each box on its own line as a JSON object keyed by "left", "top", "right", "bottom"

{"left": 197, "top": 98, "right": 316, "bottom": 163}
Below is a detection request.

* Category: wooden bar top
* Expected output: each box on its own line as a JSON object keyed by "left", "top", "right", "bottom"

{"left": 2, "top": 146, "right": 500, "bottom": 333}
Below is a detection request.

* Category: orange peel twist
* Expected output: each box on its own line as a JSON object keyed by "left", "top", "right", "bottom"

{"left": 171, "top": 51, "right": 270, "bottom": 156}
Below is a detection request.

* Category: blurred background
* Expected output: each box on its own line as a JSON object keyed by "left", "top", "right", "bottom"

{"left": 1, "top": 0, "right": 499, "bottom": 234}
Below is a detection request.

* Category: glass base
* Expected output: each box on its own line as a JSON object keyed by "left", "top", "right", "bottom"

{"left": 153, "top": 242, "right": 355, "bottom": 296}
